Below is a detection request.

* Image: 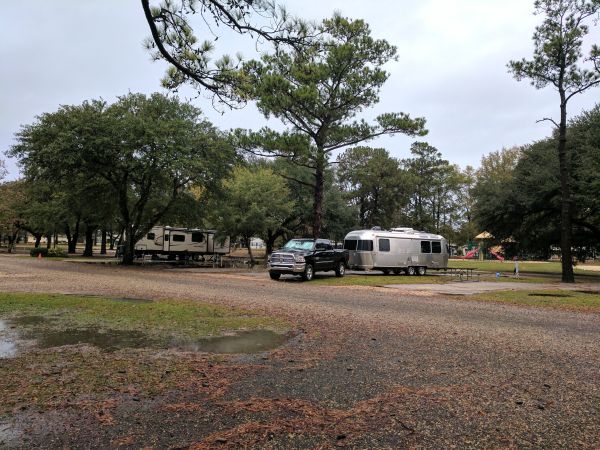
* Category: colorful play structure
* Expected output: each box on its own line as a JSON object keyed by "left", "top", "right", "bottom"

{"left": 461, "top": 232, "right": 505, "bottom": 261}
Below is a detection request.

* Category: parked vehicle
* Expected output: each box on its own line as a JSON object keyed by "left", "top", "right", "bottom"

{"left": 134, "top": 226, "right": 230, "bottom": 260}
{"left": 267, "top": 238, "right": 349, "bottom": 281}
{"left": 344, "top": 227, "right": 448, "bottom": 275}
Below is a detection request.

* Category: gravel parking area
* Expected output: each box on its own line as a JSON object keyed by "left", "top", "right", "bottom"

{"left": 1, "top": 256, "right": 599, "bottom": 448}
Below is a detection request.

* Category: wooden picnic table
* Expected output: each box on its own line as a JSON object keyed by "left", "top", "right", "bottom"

{"left": 443, "top": 267, "right": 479, "bottom": 282}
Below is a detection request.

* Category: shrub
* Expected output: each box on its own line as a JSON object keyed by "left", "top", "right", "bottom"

{"left": 30, "top": 247, "right": 48, "bottom": 257}
{"left": 30, "top": 247, "right": 68, "bottom": 258}
{"left": 47, "top": 248, "right": 67, "bottom": 257}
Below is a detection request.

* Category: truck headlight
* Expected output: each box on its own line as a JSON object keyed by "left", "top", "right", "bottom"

{"left": 295, "top": 255, "right": 305, "bottom": 263}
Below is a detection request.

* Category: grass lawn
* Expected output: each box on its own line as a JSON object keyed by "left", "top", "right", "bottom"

{"left": 0, "top": 292, "right": 290, "bottom": 416}
{"left": 470, "top": 289, "right": 600, "bottom": 312}
{"left": 0, "top": 292, "right": 288, "bottom": 340}
{"left": 311, "top": 274, "right": 447, "bottom": 286}
{"left": 449, "top": 259, "right": 600, "bottom": 279}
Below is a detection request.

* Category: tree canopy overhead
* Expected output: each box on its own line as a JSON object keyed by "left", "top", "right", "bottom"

{"left": 235, "top": 14, "right": 427, "bottom": 237}
{"left": 142, "top": 0, "right": 309, "bottom": 107}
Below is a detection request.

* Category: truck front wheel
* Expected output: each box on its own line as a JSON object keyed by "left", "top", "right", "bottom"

{"left": 269, "top": 272, "right": 281, "bottom": 281}
{"left": 302, "top": 264, "right": 314, "bottom": 281}
{"left": 335, "top": 262, "right": 346, "bottom": 277}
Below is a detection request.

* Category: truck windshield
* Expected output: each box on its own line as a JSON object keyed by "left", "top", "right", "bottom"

{"left": 282, "top": 240, "right": 315, "bottom": 251}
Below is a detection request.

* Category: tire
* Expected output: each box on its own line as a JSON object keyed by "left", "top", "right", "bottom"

{"left": 302, "top": 264, "right": 314, "bottom": 281}
{"left": 417, "top": 266, "right": 427, "bottom": 276}
{"left": 405, "top": 266, "right": 416, "bottom": 276}
{"left": 269, "top": 272, "right": 281, "bottom": 281}
{"left": 335, "top": 261, "right": 346, "bottom": 277}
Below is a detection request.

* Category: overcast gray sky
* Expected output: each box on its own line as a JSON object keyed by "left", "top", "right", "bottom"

{"left": 2, "top": 0, "right": 598, "bottom": 180}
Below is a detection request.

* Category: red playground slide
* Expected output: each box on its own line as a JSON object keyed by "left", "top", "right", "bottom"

{"left": 489, "top": 250, "right": 505, "bottom": 261}
{"left": 461, "top": 248, "right": 478, "bottom": 259}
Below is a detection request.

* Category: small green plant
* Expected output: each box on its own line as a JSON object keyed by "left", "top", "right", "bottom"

{"left": 30, "top": 247, "right": 68, "bottom": 258}
{"left": 47, "top": 248, "right": 67, "bottom": 257}
{"left": 30, "top": 247, "right": 48, "bottom": 257}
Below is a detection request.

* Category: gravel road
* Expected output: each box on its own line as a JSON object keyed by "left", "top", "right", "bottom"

{"left": 1, "top": 255, "right": 599, "bottom": 448}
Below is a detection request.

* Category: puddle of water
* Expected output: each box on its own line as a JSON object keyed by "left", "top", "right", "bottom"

{"left": 0, "top": 320, "right": 18, "bottom": 358}
{"left": 1, "top": 315, "right": 286, "bottom": 355}
{"left": 176, "top": 330, "right": 287, "bottom": 354}
{"left": 32, "top": 328, "right": 159, "bottom": 352}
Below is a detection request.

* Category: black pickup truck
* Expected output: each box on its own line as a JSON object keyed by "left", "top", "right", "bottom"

{"left": 267, "top": 238, "right": 349, "bottom": 281}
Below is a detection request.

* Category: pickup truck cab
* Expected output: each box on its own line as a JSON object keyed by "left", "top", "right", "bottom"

{"left": 267, "top": 238, "right": 349, "bottom": 281}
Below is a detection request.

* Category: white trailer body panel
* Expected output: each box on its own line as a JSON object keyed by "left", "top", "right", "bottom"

{"left": 344, "top": 228, "right": 448, "bottom": 271}
{"left": 135, "top": 226, "right": 230, "bottom": 256}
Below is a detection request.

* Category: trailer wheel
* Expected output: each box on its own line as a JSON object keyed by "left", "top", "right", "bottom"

{"left": 405, "top": 266, "right": 416, "bottom": 276}
{"left": 269, "top": 272, "right": 281, "bottom": 281}
{"left": 417, "top": 266, "right": 427, "bottom": 276}
{"left": 335, "top": 262, "right": 346, "bottom": 277}
{"left": 302, "top": 264, "right": 314, "bottom": 281}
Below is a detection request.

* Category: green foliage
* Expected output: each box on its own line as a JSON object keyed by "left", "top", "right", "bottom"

{"left": 507, "top": 0, "right": 600, "bottom": 281}
{"left": 29, "top": 247, "right": 47, "bottom": 257}
{"left": 142, "top": 0, "right": 308, "bottom": 107}
{"left": 10, "top": 93, "right": 235, "bottom": 264}
{"left": 214, "top": 166, "right": 294, "bottom": 259}
{"left": 508, "top": 0, "right": 600, "bottom": 95}
{"left": 29, "top": 247, "right": 67, "bottom": 258}
{"left": 473, "top": 105, "right": 600, "bottom": 258}
{"left": 235, "top": 14, "right": 427, "bottom": 237}
{"left": 337, "top": 147, "right": 406, "bottom": 229}
{"left": 400, "top": 142, "right": 465, "bottom": 238}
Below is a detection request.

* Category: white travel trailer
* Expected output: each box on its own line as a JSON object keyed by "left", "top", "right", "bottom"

{"left": 343, "top": 227, "right": 449, "bottom": 275}
{"left": 134, "top": 226, "right": 230, "bottom": 259}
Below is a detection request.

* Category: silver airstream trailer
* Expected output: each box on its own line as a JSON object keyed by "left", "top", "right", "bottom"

{"left": 343, "top": 228, "right": 448, "bottom": 275}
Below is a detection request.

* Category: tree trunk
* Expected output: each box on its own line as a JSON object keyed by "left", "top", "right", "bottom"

{"left": 246, "top": 236, "right": 255, "bottom": 266}
{"left": 312, "top": 152, "right": 326, "bottom": 238}
{"left": 34, "top": 234, "right": 42, "bottom": 248}
{"left": 66, "top": 218, "right": 81, "bottom": 254}
{"left": 558, "top": 96, "right": 574, "bottom": 283}
{"left": 120, "top": 224, "right": 135, "bottom": 265}
{"left": 83, "top": 226, "right": 95, "bottom": 257}
{"left": 46, "top": 234, "right": 52, "bottom": 249}
{"left": 100, "top": 229, "right": 107, "bottom": 255}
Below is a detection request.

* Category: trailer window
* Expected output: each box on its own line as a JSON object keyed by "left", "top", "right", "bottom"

{"left": 378, "top": 239, "right": 390, "bottom": 252}
{"left": 146, "top": 232, "right": 155, "bottom": 240}
{"left": 420, "top": 241, "right": 431, "bottom": 253}
{"left": 432, "top": 241, "right": 441, "bottom": 254}
{"left": 172, "top": 234, "right": 185, "bottom": 242}
{"left": 344, "top": 239, "right": 357, "bottom": 251}
{"left": 191, "top": 232, "right": 205, "bottom": 243}
{"left": 357, "top": 240, "right": 373, "bottom": 251}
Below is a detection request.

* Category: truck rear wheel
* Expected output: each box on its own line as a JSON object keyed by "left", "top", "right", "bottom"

{"left": 269, "top": 272, "right": 281, "bottom": 281}
{"left": 417, "top": 266, "right": 427, "bottom": 276}
{"left": 405, "top": 266, "right": 416, "bottom": 276}
{"left": 302, "top": 264, "right": 314, "bottom": 281}
{"left": 335, "top": 261, "right": 346, "bottom": 277}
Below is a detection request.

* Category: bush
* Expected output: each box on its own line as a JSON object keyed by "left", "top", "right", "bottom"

{"left": 48, "top": 248, "right": 67, "bottom": 257}
{"left": 30, "top": 247, "right": 68, "bottom": 258}
{"left": 30, "top": 248, "right": 48, "bottom": 257}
